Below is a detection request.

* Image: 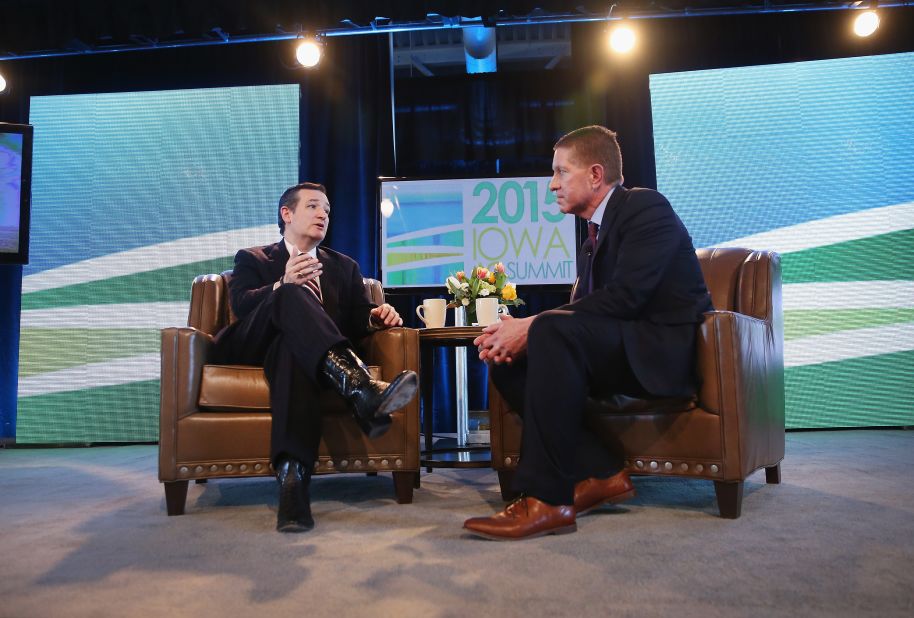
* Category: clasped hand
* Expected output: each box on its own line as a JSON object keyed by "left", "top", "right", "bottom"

{"left": 473, "top": 315, "right": 532, "bottom": 365}
{"left": 281, "top": 254, "right": 401, "bottom": 328}
{"left": 283, "top": 253, "right": 322, "bottom": 285}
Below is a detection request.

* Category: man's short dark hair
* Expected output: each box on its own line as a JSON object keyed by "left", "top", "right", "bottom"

{"left": 554, "top": 126, "right": 624, "bottom": 186}
{"left": 278, "top": 182, "right": 327, "bottom": 234}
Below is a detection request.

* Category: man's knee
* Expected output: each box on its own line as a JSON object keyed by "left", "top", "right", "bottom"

{"left": 274, "top": 282, "right": 304, "bottom": 303}
{"left": 528, "top": 310, "right": 575, "bottom": 353}
{"left": 273, "top": 282, "right": 320, "bottom": 313}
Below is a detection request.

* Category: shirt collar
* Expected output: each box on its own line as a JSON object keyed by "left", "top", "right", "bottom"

{"left": 284, "top": 238, "right": 317, "bottom": 259}
{"left": 589, "top": 184, "right": 616, "bottom": 227}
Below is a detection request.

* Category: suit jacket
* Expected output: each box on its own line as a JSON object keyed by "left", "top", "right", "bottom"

{"left": 226, "top": 240, "right": 376, "bottom": 343}
{"left": 561, "top": 186, "right": 713, "bottom": 397}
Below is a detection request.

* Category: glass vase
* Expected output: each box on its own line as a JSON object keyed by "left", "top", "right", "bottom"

{"left": 454, "top": 305, "right": 466, "bottom": 327}
{"left": 454, "top": 304, "right": 477, "bottom": 326}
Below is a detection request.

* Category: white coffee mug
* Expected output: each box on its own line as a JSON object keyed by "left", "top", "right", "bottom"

{"left": 416, "top": 298, "right": 447, "bottom": 328}
{"left": 475, "top": 297, "right": 510, "bottom": 326}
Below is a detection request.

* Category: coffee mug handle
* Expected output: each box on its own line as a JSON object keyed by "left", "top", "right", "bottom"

{"left": 416, "top": 305, "right": 427, "bottom": 325}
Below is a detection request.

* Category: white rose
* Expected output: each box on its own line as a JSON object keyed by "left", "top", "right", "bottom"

{"left": 461, "top": 298, "right": 470, "bottom": 306}
{"left": 479, "top": 289, "right": 490, "bottom": 296}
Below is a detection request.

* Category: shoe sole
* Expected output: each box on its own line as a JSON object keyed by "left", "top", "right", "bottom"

{"left": 375, "top": 372, "right": 419, "bottom": 418}
{"left": 464, "top": 523, "right": 577, "bottom": 541}
{"left": 576, "top": 488, "right": 636, "bottom": 516}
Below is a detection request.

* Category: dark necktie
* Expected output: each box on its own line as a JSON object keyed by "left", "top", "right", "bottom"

{"left": 573, "top": 222, "right": 600, "bottom": 301}
{"left": 588, "top": 221, "right": 600, "bottom": 245}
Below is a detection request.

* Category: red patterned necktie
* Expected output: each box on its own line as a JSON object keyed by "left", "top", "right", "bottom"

{"left": 297, "top": 251, "right": 323, "bottom": 304}
{"left": 304, "top": 276, "right": 323, "bottom": 304}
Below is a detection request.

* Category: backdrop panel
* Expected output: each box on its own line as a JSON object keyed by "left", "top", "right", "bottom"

{"left": 651, "top": 51, "right": 914, "bottom": 429}
{"left": 18, "top": 85, "right": 299, "bottom": 443}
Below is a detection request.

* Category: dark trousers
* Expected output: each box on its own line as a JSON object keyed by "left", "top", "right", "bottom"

{"left": 213, "top": 283, "right": 348, "bottom": 467}
{"left": 489, "top": 310, "right": 647, "bottom": 506}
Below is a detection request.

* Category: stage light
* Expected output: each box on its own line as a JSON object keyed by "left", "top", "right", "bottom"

{"left": 853, "top": 11, "right": 880, "bottom": 37}
{"left": 380, "top": 198, "right": 394, "bottom": 219}
{"left": 295, "top": 38, "right": 322, "bottom": 68}
{"left": 608, "top": 24, "right": 636, "bottom": 54}
{"left": 463, "top": 26, "right": 498, "bottom": 74}
{"left": 0, "top": 72, "right": 7, "bottom": 94}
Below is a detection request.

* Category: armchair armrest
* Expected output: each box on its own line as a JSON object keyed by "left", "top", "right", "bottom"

{"left": 159, "top": 326, "right": 214, "bottom": 481}
{"left": 361, "top": 327, "right": 420, "bottom": 380}
{"left": 360, "top": 327, "right": 421, "bottom": 468}
{"left": 697, "top": 310, "right": 785, "bottom": 479}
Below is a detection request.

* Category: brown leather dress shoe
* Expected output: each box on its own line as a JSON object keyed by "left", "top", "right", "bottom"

{"left": 463, "top": 496, "right": 576, "bottom": 541}
{"left": 574, "top": 470, "right": 636, "bottom": 515}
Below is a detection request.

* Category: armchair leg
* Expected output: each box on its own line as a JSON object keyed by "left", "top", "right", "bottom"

{"left": 497, "top": 470, "right": 521, "bottom": 502}
{"left": 164, "top": 481, "right": 189, "bottom": 516}
{"left": 765, "top": 463, "right": 781, "bottom": 484}
{"left": 713, "top": 481, "right": 743, "bottom": 519}
{"left": 393, "top": 471, "right": 416, "bottom": 504}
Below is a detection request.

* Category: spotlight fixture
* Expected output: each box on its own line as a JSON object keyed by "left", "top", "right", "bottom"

{"left": 0, "top": 72, "right": 7, "bottom": 93}
{"left": 295, "top": 37, "right": 322, "bottom": 68}
{"left": 608, "top": 24, "right": 636, "bottom": 54}
{"left": 853, "top": 10, "right": 880, "bottom": 37}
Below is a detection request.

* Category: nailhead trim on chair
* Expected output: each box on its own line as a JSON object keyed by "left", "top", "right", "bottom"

{"left": 178, "top": 461, "right": 274, "bottom": 477}
{"left": 622, "top": 458, "right": 724, "bottom": 477}
{"left": 174, "top": 455, "right": 415, "bottom": 479}
{"left": 171, "top": 448, "right": 416, "bottom": 478}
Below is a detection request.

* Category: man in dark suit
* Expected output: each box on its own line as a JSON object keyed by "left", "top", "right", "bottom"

{"left": 214, "top": 182, "right": 417, "bottom": 533}
{"left": 465, "top": 126, "right": 713, "bottom": 540}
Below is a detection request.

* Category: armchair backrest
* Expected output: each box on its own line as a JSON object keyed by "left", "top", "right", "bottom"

{"left": 696, "top": 247, "right": 781, "bottom": 323}
{"left": 694, "top": 248, "right": 785, "bottom": 463}
{"left": 186, "top": 273, "right": 386, "bottom": 336}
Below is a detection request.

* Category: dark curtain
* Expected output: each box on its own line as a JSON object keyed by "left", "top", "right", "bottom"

{"left": 299, "top": 36, "right": 394, "bottom": 275}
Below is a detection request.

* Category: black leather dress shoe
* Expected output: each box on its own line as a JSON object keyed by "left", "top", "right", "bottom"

{"left": 276, "top": 459, "right": 314, "bottom": 533}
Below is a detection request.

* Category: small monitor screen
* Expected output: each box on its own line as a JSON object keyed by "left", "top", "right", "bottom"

{"left": 0, "top": 122, "right": 32, "bottom": 264}
{"left": 379, "top": 176, "right": 577, "bottom": 288}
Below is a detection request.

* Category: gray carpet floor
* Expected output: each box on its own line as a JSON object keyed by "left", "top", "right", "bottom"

{"left": 1, "top": 429, "right": 913, "bottom": 618}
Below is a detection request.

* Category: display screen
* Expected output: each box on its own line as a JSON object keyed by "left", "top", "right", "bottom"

{"left": 650, "top": 51, "right": 914, "bottom": 429}
{"left": 0, "top": 123, "right": 32, "bottom": 263}
{"left": 380, "top": 177, "right": 577, "bottom": 287}
{"left": 18, "top": 85, "right": 299, "bottom": 443}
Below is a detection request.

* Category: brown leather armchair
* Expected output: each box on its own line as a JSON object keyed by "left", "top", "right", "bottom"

{"left": 158, "top": 273, "right": 421, "bottom": 516}
{"left": 489, "top": 248, "right": 785, "bottom": 518}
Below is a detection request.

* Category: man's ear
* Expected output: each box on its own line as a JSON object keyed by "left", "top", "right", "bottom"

{"left": 280, "top": 205, "right": 293, "bottom": 224}
{"left": 590, "top": 163, "right": 606, "bottom": 189}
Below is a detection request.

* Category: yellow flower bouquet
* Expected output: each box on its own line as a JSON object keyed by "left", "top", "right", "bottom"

{"left": 445, "top": 262, "right": 525, "bottom": 325}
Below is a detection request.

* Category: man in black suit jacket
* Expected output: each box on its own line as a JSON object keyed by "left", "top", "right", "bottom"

{"left": 214, "top": 182, "right": 417, "bottom": 533}
{"left": 465, "top": 126, "right": 713, "bottom": 540}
